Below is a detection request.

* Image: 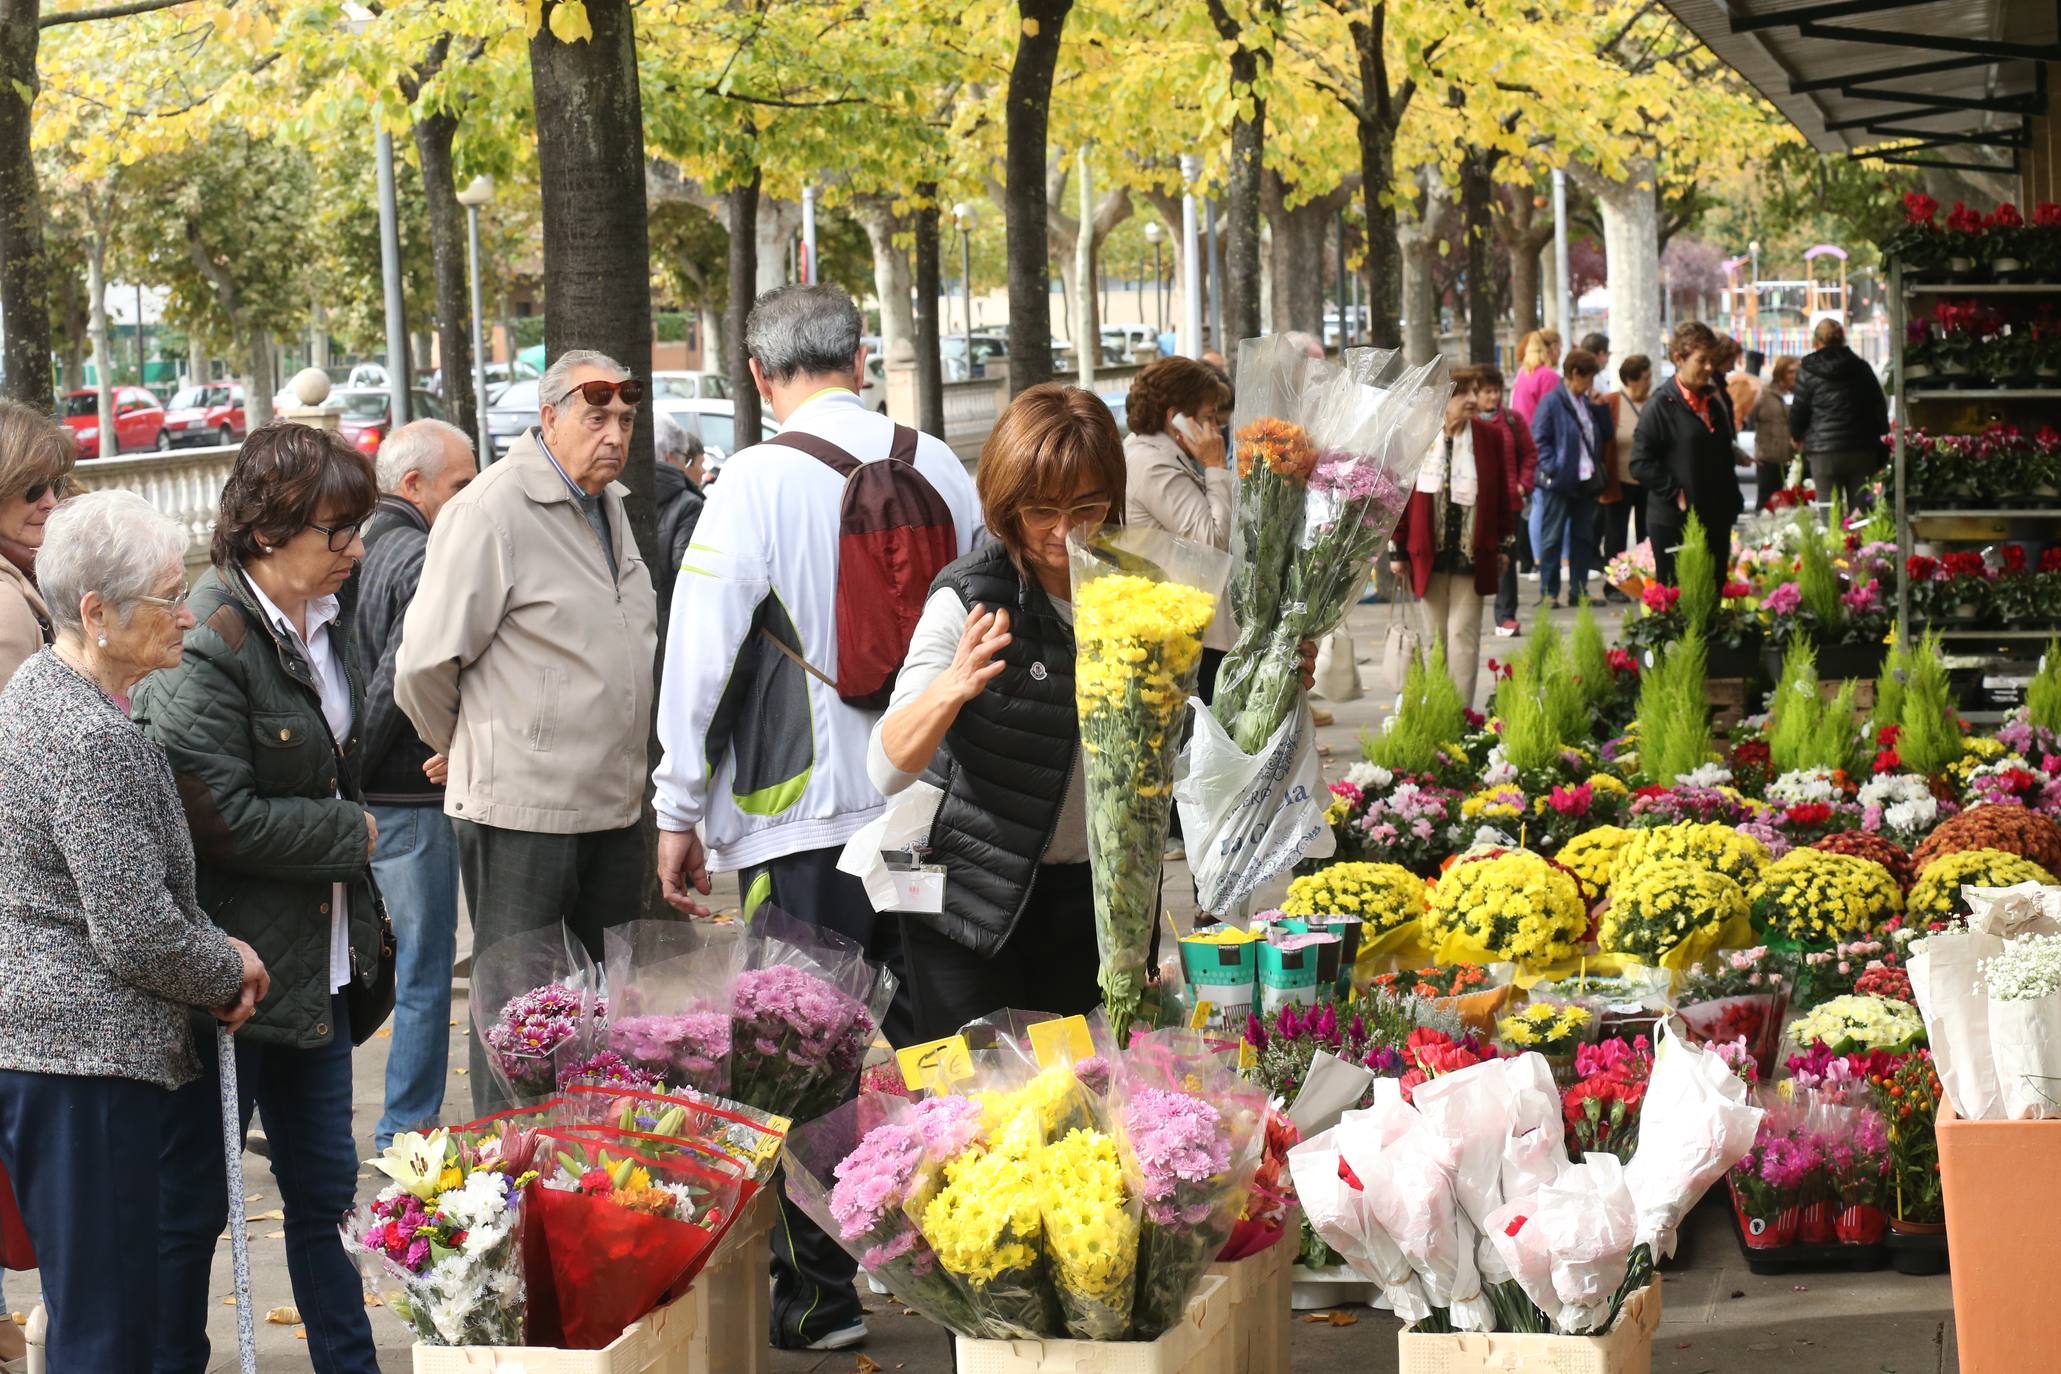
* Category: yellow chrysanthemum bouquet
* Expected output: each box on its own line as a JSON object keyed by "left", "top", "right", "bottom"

{"left": 1497, "top": 1002, "right": 1594, "bottom": 1055}
{"left": 1746, "top": 848, "right": 1903, "bottom": 948}
{"left": 1908, "top": 847, "right": 2059, "bottom": 926}
{"left": 1421, "top": 848, "right": 1588, "bottom": 970}
{"left": 1282, "top": 860, "right": 1431, "bottom": 976}
{"left": 1559, "top": 824, "right": 1636, "bottom": 897}
{"left": 1615, "top": 822, "right": 1771, "bottom": 890}
{"left": 1071, "top": 527, "right": 1230, "bottom": 1041}
{"left": 1599, "top": 858, "right": 1753, "bottom": 972}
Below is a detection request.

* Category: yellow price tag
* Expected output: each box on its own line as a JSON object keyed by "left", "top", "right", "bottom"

{"left": 896, "top": 1035, "right": 974, "bottom": 1093}
{"left": 1027, "top": 1015, "right": 1096, "bottom": 1070}
{"left": 1187, "top": 999, "right": 1216, "bottom": 1030}
{"left": 1236, "top": 1040, "right": 1259, "bottom": 1073}
{"left": 750, "top": 1115, "right": 791, "bottom": 1167}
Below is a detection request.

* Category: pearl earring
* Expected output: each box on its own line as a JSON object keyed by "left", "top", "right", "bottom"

{"left": 96, "top": 634, "right": 108, "bottom": 648}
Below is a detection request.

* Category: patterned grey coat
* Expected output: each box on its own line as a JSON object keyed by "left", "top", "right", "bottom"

{"left": 0, "top": 648, "right": 245, "bottom": 1088}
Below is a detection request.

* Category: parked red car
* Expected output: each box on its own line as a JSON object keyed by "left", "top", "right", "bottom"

{"left": 334, "top": 388, "right": 446, "bottom": 457}
{"left": 60, "top": 386, "right": 168, "bottom": 458}
{"left": 160, "top": 383, "right": 247, "bottom": 449}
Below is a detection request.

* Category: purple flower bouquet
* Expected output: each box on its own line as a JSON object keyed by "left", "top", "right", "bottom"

{"left": 728, "top": 964, "right": 876, "bottom": 1123}
{"left": 471, "top": 923, "right": 610, "bottom": 1108}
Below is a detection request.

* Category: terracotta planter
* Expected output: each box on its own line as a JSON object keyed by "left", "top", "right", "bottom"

{"left": 1888, "top": 1216, "right": 1946, "bottom": 1236}
{"left": 1938, "top": 1102, "right": 2061, "bottom": 1370}
{"left": 1797, "top": 1199, "right": 1836, "bottom": 1245}
{"left": 1836, "top": 1203, "right": 1887, "bottom": 1245}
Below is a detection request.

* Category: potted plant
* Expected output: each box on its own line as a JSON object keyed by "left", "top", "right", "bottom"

{"left": 2034, "top": 314, "right": 2061, "bottom": 387}
{"left": 1945, "top": 201, "right": 1985, "bottom": 278}
{"left": 1729, "top": 1128, "right": 1802, "bottom": 1250}
{"left": 1831, "top": 1106, "right": 1892, "bottom": 1245}
{"left": 1930, "top": 298, "right": 1984, "bottom": 388}
{"left": 1900, "top": 318, "right": 1938, "bottom": 388}
{"left": 2030, "top": 201, "right": 2061, "bottom": 282}
{"left": 1874, "top": 1051, "right": 1948, "bottom": 1274}
{"left": 1985, "top": 202, "right": 2032, "bottom": 281}
{"left": 1881, "top": 192, "right": 1948, "bottom": 279}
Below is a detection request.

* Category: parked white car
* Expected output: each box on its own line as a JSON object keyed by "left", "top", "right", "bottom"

{"left": 651, "top": 370, "right": 733, "bottom": 402}
{"left": 655, "top": 396, "right": 780, "bottom": 481}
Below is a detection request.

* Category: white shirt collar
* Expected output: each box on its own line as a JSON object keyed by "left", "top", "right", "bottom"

{"left": 242, "top": 568, "right": 340, "bottom": 647}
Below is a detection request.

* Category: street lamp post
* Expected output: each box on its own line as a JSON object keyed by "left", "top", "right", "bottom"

{"left": 1145, "top": 221, "right": 1164, "bottom": 335}
{"left": 1748, "top": 238, "right": 1761, "bottom": 346}
{"left": 345, "top": 2, "right": 408, "bottom": 429}
{"left": 455, "top": 174, "right": 496, "bottom": 457}
{"left": 952, "top": 202, "right": 974, "bottom": 379}
{"left": 1179, "top": 155, "right": 1202, "bottom": 359}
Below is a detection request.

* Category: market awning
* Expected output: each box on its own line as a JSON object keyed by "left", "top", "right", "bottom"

{"left": 1660, "top": 0, "right": 2060, "bottom": 177}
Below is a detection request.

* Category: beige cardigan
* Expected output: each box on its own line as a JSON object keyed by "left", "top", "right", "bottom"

{"left": 0, "top": 557, "right": 50, "bottom": 690}
{"left": 1122, "top": 430, "right": 1237, "bottom": 651}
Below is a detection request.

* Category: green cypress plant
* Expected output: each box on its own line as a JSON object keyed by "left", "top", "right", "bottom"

{"left": 1571, "top": 600, "right": 1615, "bottom": 715}
{"left": 1497, "top": 655, "right": 1562, "bottom": 775}
{"left": 2028, "top": 638, "right": 2061, "bottom": 735}
{"left": 1897, "top": 630, "right": 1964, "bottom": 776}
{"left": 1651, "top": 635, "right": 1712, "bottom": 783}
{"left": 1676, "top": 510, "right": 1716, "bottom": 635}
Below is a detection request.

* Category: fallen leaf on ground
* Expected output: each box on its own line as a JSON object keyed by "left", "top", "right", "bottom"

{"left": 296, "top": 1330, "right": 308, "bottom": 1341}
{"left": 377, "top": 1027, "right": 393, "bottom": 1038}
{"left": 250, "top": 1209, "right": 285, "bottom": 1221}
{"left": 1299, "top": 1311, "right": 1358, "bottom": 1326}
{"left": 267, "top": 1230, "right": 285, "bottom": 1240}
{"left": 453, "top": 1067, "right": 469, "bottom": 1075}
{"left": 266, "top": 1307, "right": 301, "bottom": 1325}
{"left": 244, "top": 1193, "right": 264, "bottom": 1204}
{"left": 221, "top": 1297, "right": 237, "bottom": 1307}
{"left": 850, "top": 1358, "right": 881, "bottom": 1374}
{"left": 8, "top": 1312, "right": 23, "bottom": 1326}
{"left": 364, "top": 1294, "right": 384, "bottom": 1308}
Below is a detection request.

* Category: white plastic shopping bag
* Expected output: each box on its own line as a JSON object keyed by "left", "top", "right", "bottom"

{"left": 1176, "top": 696, "right": 1333, "bottom": 916}
{"left": 1910, "top": 927, "right": 2006, "bottom": 1121}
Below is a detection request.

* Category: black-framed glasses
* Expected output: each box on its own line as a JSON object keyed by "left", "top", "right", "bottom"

{"left": 307, "top": 519, "right": 367, "bottom": 553}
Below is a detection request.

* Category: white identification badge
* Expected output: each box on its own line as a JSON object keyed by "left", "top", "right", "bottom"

{"left": 885, "top": 849, "right": 947, "bottom": 914}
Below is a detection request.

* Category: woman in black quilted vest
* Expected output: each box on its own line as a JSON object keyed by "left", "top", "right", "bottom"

{"left": 867, "top": 383, "right": 1122, "bottom": 1040}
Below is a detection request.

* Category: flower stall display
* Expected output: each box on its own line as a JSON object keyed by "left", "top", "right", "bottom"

{"left": 1421, "top": 849, "right": 1588, "bottom": 972}
{"left": 1903, "top": 424, "right": 2061, "bottom": 509}
{"left": 342, "top": 1128, "right": 534, "bottom": 1347}
{"left": 1746, "top": 848, "right": 1903, "bottom": 948}
{"left": 1614, "top": 822, "right": 1771, "bottom": 890}
{"left": 1857, "top": 772, "right": 1948, "bottom": 847}
{"left": 1071, "top": 526, "right": 1228, "bottom": 1039}
{"left": 1597, "top": 858, "right": 1752, "bottom": 971}
{"left": 1280, "top": 860, "right": 1430, "bottom": 975}
{"left": 1908, "top": 847, "right": 2060, "bottom": 925}
{"left": 471, "top": 924, "right": 608, "bottom": 1107}
{"left": 1675, "top": 947, "right": 1795, "bottom": 1080}
{"left": 1911, "top": 803, "right": 2061, "bottom": 875}
{"left": 1811, "top": 830, "right": 1918, "bottom": 892}
{"left": 1319, "top": 772, "right": 1460, "bottom": 875}
{"left": 1789, "top": 995, "right": 1925, "bottom": 1057}
{"left": 1498, "top": 1003, "right": 1594, "bottom": 1059}
{"left": 1557, "top": 824, "right": 1636, "bottom": 896}
{"left": 1561, "top": 1036, "right": 1654, "bottom": 1162}
{"left": 1873, "top": 1051, "right": 1946, "bottom": 1230}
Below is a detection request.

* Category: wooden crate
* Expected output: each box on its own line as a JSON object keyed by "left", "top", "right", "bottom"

{"left": 1207, "top": 1240, "right": 1293, "bottom": 1374}
{"left": 953, "top": 1276, "right": 1231, "bottom": 1374}
{"left": 1394, "top": 1282, "right": 1661, "bottom": 1374}
{"left": 411, "top": 1287, "right": 703, "bottom": 1374}
{"left": 1706, "top": 678, "right": 1751, "bottom": 730}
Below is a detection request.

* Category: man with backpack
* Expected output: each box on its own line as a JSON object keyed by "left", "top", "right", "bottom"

{"left": 651, "top": 284, "right": 982, "bottom": 1352}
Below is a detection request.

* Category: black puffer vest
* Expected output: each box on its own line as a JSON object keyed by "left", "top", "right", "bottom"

{"left": 921, "top": 540, "right": 1078, "bottom": 958}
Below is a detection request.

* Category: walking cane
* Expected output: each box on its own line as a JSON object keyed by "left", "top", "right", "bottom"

{"left": 218, "top": 1026, "right": 257, "bottom": 1374}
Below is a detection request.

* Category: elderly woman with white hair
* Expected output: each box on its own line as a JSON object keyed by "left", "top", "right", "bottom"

{"left": 0, "top": 490, "right": 269, "bottom": 1371}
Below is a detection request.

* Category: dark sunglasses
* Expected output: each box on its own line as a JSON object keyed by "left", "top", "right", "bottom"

{"left": 22, "top": 476, "right": 67, "bottom": 503}
{"left": 560, "top": 378, "right": 645, "bottom": 408}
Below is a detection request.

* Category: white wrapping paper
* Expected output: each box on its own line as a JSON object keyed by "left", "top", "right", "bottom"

{"left": 1910, "top": 927, "right": 2006, "bottom": 1121}
{"left": 1623, "top": 1027, "right": 1764, "bottom": 1256}
{"left": 1990, "top": 984, "right": 2061, "bottom": 1119}
{"left": 1348, "top": 1094, "right": 1495, "bottom": 1332}
{"left": 1288, "top": 1123, "right": 1429, "bottom": 1320}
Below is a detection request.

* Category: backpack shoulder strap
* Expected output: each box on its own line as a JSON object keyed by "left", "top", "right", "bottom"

{"left": 764, "top": 429, "right": 861, "bottom": 478}
{"left": 887, "top": 423, "right": 919, "bottom": 464}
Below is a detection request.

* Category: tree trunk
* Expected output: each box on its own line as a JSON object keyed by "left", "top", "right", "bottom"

{"left": 1204, "top": 0, "right": 1273, "bottom": 345}
{"left": 86, "top": 228, "right": 115, "bottom": 451}
{"left": 245, "top": 327, "right": 275, "bottom": 428}
{"left": 727, "top": 169, "right": 761, "bottom": 449}
{"left": 1462, "top": 152, "right": 1495, "bottom": 365}
{"left": 55, "top": 267, "right": 87, "bottom": 393}
{"left": 1583, "top": 156, "right": 1663, "bottom": 370}
{"left": 699, "top": 307, "right": 722, "bottom": 377}
{"left": 1263, "top": 173, "right": 1349, "bottom": 341}
{"left": 754, "top": 196, "right": 796, "bottom": 295}
{"left": 413, "top": 106, "right": 477, "bottom": 441}
{"left": 913, "top": 185, "right": 946, "bottom": 439}
{"left": 1397, "top": 167, "right": 1452, "bottom": 367}
{"left": 859, "top": 202, "right": 915, "bottom": 360}
{"left": 1357, "top": 116, "right": 1402, "bottom": 350}
{"left": 1495, "top": 186, "right": 1554, "bottom": 337}
{"left": 1004, "top": 0, "right": 1072, "bottom": 394}
{"left": 530, "top": 0, "right": 655, "bottom": 562}
{"left": 184, "top": 333, "right": 205, "bottom": 388}
{"left": 0, "top": 0, "right": 51, "bottom": 409}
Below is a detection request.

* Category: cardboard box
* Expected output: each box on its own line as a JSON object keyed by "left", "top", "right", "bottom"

{"left": 411, "top": 1184, "right": 776, "bottom": 1374}
{"left": 1207, "top": 1240, "right": 1293, "bottom": 1374}
{"left": 1939, "top": 1101, "right": 2061, "bottom": 1372}
{"left": 1393, "top": 1282, "right": 1661, "bottom": 1374}
{"left": 953, "top": 1275, "right": 1231, "bottom": 1374}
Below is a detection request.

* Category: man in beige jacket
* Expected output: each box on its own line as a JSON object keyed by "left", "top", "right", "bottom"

{"left": 395, "top": 348, "right": 657, "bottom": 1113}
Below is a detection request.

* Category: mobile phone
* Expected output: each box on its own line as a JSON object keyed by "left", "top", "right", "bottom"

{"left": 1171, "top": 413, "right": 1205, "bottom": 445}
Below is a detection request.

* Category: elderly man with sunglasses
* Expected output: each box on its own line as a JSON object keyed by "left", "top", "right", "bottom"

{"left": 396, "top": 349, "right": 659, "bottom": 1114}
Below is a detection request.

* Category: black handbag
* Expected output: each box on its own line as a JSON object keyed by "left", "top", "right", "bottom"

{"left": 346, "top": 880, "right": 397, "bottom": 1046}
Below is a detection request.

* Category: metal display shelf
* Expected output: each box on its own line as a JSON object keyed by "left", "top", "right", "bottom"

{"left": 1928, "top": 629, "right": 2061, "bottom": 640}
{"left": 1906, "top": 388, "right": 2061, "bottom": 400}
{"left": 1910, "top": 509, "right": 2061, "bottom": 520}
{"left": 1906, "top": 282, "right": 2061, "bottom": 295}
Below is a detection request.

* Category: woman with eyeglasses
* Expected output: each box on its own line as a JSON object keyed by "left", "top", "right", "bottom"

{"left": 132, "top": 422, "right": 387, "bottom": 1374}
{"left": 0, "top": 491, "right": 269, "bottom": 1369}
{"left": 0, "top": 399, "right": 74, "bottom": 690}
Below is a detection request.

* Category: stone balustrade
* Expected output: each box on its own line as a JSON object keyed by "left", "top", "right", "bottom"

{"left": 70, "top": 444, "right": 239, "bottom": 574}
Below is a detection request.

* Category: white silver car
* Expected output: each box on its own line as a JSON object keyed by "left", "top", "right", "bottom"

{"left": 655, "top": 396, "right": 779, "bottom": 481}
{"left": 650, "top": 370, "right": 733, "bottom": 403}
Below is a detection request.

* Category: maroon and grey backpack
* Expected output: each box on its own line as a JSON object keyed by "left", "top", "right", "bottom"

{"left": 764, "top": 424, "right": 958, "bottom": 711}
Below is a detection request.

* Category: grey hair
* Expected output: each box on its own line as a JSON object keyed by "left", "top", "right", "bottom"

{"left": 38, "top": 490, "right": 188, "bottom": 636}
{"left": 653, "top": 411, "right": 693, "bottom": 462}
{"left": 375, "top": 419, "right": 473, "bottom": 495}
{"left": 745, "top": 285, "right": 862, "bottom": 384}
{"left": 539, "top": 348, "right": 630, "bottom": 408}
{"left": 1281, "top": 330, "right": 1325, "bottom": 360}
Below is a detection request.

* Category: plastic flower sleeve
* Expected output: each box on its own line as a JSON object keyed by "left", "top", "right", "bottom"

{"left": 1498, "top": 1054, "right": 1572, "bottom": 1214}
{"left": 1518, "top": 1154, "right": 1640, "bottom": 1334}
{"left": 1224, "top": 333, "right": 1322, "bottom": 634}
{"left": 1409, "top": 1057, "right": 1518, "bottom": 1282}
{"left": 1069, "top": 526, "right": 1230, "bottom": 1041}
{"left": 1346, "top": 1093, "right": 1495, "bottom": 1333}
{"left": 728, "top": 906, "right": 896, "bottom": 1124}
{"left": 471, "top": 923, "right": 608, "bottom": 1109}
{"left": 523, "top": 1130, "right": 747, "bottom": 1349}
{"left": 602, "top": 919, "right": 744, "bottom": 1096}
{"left": 553, "top": 1084, "right": 788, "bottom": 1185}
{"left": 1286, "top": 1124, "right": 1430, "bottom": 1321}
{"left": 784, "top": 1093, "right": 991, "bottom": 1337}
{"left": 919, "top": 1096, "right": 1064, "bottom": 1337}
{"left": 1623, "top": 1026, "right": 1764, "bottom": 1256}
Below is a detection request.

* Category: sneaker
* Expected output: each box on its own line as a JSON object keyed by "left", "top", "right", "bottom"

{"left": 866, "top": 1275, "right": 891, "bottom": 1297}
{"left": 800, "top": 1323, "right": 867, "bottom": 1352}
{"left": 1494, "top": 619, "right": 1520, "bottom": 638}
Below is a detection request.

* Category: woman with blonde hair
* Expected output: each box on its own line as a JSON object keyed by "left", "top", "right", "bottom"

{"left": 0, "top": 400, "right": 74, "bottom": 689}
{"left": 1510, "top": 328, "right": 1563, "bottom": 426}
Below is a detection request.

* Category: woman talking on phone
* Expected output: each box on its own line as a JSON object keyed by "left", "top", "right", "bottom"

{"left": 1122, "top": 357, "right": 1237, "bottom": 698}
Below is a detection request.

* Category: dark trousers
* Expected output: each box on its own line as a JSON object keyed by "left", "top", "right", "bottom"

{"left": 901, "top": 861, "right": 1102, "bottom": 1042}
{"left": 1494, "top": 503, "right": 1534, "bottom": 623}
{"left": 0, "top": 1069, "right": 165, "bottom": 1371}
{"left": 1602, "top": 483, "right": 1648, "bottom": 563}
{"left": 156, "top": 995, "right": 380, "bottom": 1374}
{"left": 454, "top": 818, "right": 648, "bottom": 1116}
{"left": 1754, "top": 461, "right": 1786, "bottom": 511}
{"left": 1649, "top": 513, "right": 1730, "bottom": 591}
{"left": 1538, "top": 490, "right": 1602, "bottom": 601}
{"left": 736, "top": 844, "right": 912, "bottom": 1347}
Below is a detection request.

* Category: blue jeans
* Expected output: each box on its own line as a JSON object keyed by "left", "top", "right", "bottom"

{"left": 154, "top": 994, "right": 381, "bottom": 1374}
{"left": 371, "top": 803, "right": 459, "bottom": 1148}
{"left": 1536, "top": 490, "right": 1601, "bottom": 601}
{"left": 0, "top": 1069, "right": 166, "bottom": 1370}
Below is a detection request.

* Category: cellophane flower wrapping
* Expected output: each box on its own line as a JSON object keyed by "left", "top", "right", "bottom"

{"left": 1345, "top": 1090, "right": 1495, "bottom": 1333}
{"left": 1115, "top": 1030, "right": 1267, "bottom": 1338}
{"left": 523, "top": 1128, "right": 747, "bottom": 1349}
{"left": 1213, "top": 351, "right": 1451, "bottom": 754}
{"left": 471, "top": 924, "right": 608, "bottom": 1109}
{"left": 786, "top": 1092, "right": 992, "bottom": 1336}
{"left": 1484, "top": 1152, "right": 1638, "bottom": 1334}
{"left": 1623, "top": 1027, "right": 1764, "bottom": 1257}
{"left": 1224, "top": 333, "right": 1322, "bottom": 647}
{"left": 557, "top": 1083, "right": 789, "bottom": 1186}
{"left": 918, "top": 1093, "right": 1062, "bottom": 1337}
{"left": 602, "top": 919, "right": 743, "bottom": 1097}
{"left": 340, "top": 1128, "right": 534, "bottom": 1347}
{"left": 728, "top": 907, "right": 895, "bottom": 1124}
{"left": 1217, "top": 1103, "right": 1300, "bottom": 1261}
{"left": 1069, "top": 526, "right": 1229, "bottom": 1041}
